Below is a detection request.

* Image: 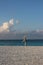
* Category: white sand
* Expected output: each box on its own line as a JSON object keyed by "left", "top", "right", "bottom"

{"left": 0, "top": 46, "right": 43, "bottom": 65}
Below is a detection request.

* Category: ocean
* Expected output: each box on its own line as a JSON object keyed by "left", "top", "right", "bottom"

{"left": 0, "top": 40, "right": 43, "bottom": 46}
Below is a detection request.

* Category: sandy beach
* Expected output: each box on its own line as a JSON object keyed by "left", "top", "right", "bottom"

{"left": 0, "top": 46, "right": 43, "bottom": 65}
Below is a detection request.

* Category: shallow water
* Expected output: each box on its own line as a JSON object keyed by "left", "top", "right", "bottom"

{"left": 0, "top": 40, "right": 43, "bottom": 46}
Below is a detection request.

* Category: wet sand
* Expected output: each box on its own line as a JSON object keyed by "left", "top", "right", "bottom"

{"left": 0, "top": 46, "right": 43, "bottom": 65}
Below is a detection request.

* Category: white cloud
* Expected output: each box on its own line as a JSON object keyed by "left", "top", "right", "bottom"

{"left": 36, "top": 30, "right": 40, "bottom": 32}
{"left": 0, "top": 19, "right": 20, "bottom": 33}
{"left": 36, "top": 29, "right": 43, "bottom": 33}
{"left": 16, "top": 20, "right": 20, "bottom": 24}
{"left": 9, "top": 19, "right": 14, "bottom": 26}
{"left": 0, "top": 19, "right": 14, "bottom": 33}
{"left": 3, "top": 22, "right": 9, "bottom": 29}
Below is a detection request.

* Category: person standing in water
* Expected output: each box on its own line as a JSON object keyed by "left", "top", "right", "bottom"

{"left": 23, "top": 36, "right": 27, "bottom": 46}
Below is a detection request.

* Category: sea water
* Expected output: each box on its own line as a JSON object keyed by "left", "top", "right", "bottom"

{"left": 0, "top": 40, "right": 43, "bottom": 46}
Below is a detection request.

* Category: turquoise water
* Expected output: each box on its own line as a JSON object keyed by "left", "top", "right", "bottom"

{"left": 0, "top": 40, "right": 43, "bottom": 46}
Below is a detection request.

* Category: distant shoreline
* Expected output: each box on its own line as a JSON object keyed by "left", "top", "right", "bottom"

{"left": 0, "top": 39, "right": 43, "bottom": 41}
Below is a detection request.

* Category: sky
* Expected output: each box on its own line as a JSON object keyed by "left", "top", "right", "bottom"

{"left": 0, "top": 0, "right": 43, "bottom": 33}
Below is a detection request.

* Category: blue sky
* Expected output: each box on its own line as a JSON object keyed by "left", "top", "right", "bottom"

{"left": 0, "top": 0, "right": 43, "bottom": 32}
